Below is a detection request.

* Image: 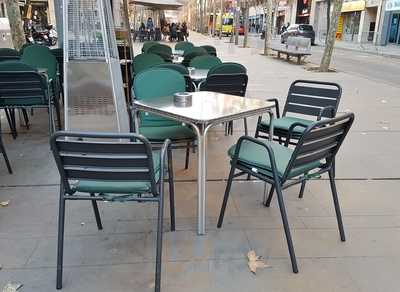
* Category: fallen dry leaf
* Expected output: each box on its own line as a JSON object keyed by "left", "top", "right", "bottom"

{"left": 247, "top": 250, "right": 271, "bottom": 274}
{"left": 0, "top": 201, "right": 9, "bottom": 207}
{"left": 2, "top": 282, "right": 23, "bottom": 292}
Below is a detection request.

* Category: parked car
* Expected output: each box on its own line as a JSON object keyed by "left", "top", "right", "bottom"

{"left": 281, "top": 24, "right": 315, "bottom": 45}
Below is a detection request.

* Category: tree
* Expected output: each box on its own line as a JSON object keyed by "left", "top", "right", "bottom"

{"left": 5, "top": 0, "right": 25, "bottom": 50}
{"left": 263, "top": 0, "right": 273, "bottom": 55}
{"left": 320, "top": 0, "right": 343, "bottom": 71}
{"left": 242, "top": 1, "right": 249, "bottom": 47}
{"left": 234, "top": 0, "right": 240, "bottom": 45}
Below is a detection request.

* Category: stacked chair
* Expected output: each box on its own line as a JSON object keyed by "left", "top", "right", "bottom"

{"left": 148, "top": 44, "right": 173, "bottom": 62}
{"left": 182, "top": 47, "right": 208, "bottom": 67}
{"left": 200, "top": 45, "right": 217, "bottom": 56}
{"left": 199, "top": 62, "right": 248, "bottom": 135}
{"left": 175, "top": 41, "right": 194, "bottom": 53}
{"left": 189, "top": 55, "right": 222, "bottom": 70}
{"left": 156, "top": 63, "right": 196, "bottom": 92}
{"left": 132, "top": 53, "right": 165, "bottom": 75}
{"left": 132, "top": 68, "right": 197, "bottom": 170}
{"left": 0, "top": 48, "right": 20, "bottom": 62}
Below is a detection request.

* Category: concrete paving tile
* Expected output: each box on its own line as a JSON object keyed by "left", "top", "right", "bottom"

{"left": 26, "top": 232, "right": 164, "bottom": 268}
{"left": 0, "top": 237, "right": 40, "bottom": 268}
{"left": 165, "top": 229, "right": 250, "bottom": 261}
{"left": 209, "top": 258, "right": 359, "bottom": 292}
{"left": 246, "top": 227, "right": 400, "bottom": 259}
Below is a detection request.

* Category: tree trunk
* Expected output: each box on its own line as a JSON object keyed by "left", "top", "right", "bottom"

{"left": 199, "top": 0, "right": 203, "bottom": 32}
{"left": 5, "top": 0, "right": 25, "bottom": 50}
{"left": 273, "top": 0, "right": 279, "bottom": 36}
{"left": 320, "top": 0, "right": 343, "bottom": 71}
{"left": 219, "top": 0, "right": 223, "bottom": 39}
{"left": 213, "top": 0, "right": 217, "bottom": 36}
{"left": 234, "top": 0, "right": 240, "bottom": 45}
{"left": 243, "top": 2, "right": 249, "bottom": 47}
{"left": 263, "top": 0, "right": 273, "bottom": 55}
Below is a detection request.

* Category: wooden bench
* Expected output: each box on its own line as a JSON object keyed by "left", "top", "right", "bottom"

{"left": 271, "top": 37, "right": 312, "bottom": 65}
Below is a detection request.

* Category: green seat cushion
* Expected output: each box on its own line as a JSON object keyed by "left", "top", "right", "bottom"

{"left": 228, "top": 140, "right": 321, "bottom": 179}
{"left": 140, "top": 125, "right": 196, "bottom": 141}
{"left": 261, "top": 116, "right": 314, "bottom": 134}
{"left": 71, "top": 150, "right": 160, "bottom": 195}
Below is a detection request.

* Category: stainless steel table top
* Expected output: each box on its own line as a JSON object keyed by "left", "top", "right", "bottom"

{"left": 133, "top": 91, "right": 275, "bottom": 125}
{"left": 189, "top": 69, "right": 209, "bottom": 82}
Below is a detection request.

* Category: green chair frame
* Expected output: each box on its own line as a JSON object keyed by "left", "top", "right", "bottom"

{"left": 132, "top": 53, "right": 165, "bottom": 75}
{"left": 218, "top": 113, "right": 355, "bottom": 274}
{"left": 51, "top": 131, "right": 174, "bottom": 292}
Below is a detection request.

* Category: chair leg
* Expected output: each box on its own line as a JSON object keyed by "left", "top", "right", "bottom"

{"left": 217, "top": 165, "right": 235, "bottom": 228}
{"left": 167, "top": 148, "right": 176, "bottom": 231}
{"left": 264, "top": 185, "right": 275, "bottom": 207}
{"left": 6, "top": 109, "right": 17, "bottom": 139}
{"left": 0, "top": 140, "right": 12, "bottom": 174}
{"left": 22, "top": 108, "right": 30, "bottom": 130}
{"left": 56, "top": 188, "right": 66, "bottom": 290}
{"left": 184, "top": 142, "right": 190, "bottom": 170}
{"left": 90, "top": 193, "right": 103, "bottom": 230}
{"left": 54, "top": 98, "right": 62, "bottom": 130}
{"left": 328, "top": 169, "right": 346, "bottom": 242}
{"left": 298, "top": 180, "right": 306, "bottom": 199}
{"left": 275, "top": 183, "right": 298, "bottom": 273}
{"left": 155, "top": 190, "right": 165, "bottom": 292}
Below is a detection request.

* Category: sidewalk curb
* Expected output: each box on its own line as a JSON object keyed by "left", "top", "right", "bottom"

{"left": 316, "top": 43, "right": 400, "bottom": 60}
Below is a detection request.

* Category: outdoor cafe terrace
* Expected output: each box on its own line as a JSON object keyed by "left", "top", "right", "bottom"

{"left": 0, "top": 31, "right": 399, "bottom": 292}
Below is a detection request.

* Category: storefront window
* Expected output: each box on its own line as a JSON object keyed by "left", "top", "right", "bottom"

{"left": 388, "top": 13, "right": 400, "bottom": 44}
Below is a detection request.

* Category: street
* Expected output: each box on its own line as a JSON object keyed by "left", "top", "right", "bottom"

{"left": 236, "top": 34, "right": 400, "bottom": 87}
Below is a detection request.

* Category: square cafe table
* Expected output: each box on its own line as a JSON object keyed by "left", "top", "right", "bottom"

{"left": 133, "top": 91, "right": 275, "bottom": 235}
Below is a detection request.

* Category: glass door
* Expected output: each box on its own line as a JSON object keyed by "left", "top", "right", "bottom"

{"left": 388, "top": 13, "right": 400, "bottom": 44}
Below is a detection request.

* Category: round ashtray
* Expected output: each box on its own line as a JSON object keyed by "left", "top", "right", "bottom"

{"left": 174, "top": 92, "right": 192, "bottom": 107}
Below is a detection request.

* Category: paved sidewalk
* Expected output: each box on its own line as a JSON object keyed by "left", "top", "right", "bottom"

{"left": 0, "top": 32, "right": 399, "bottom": 292}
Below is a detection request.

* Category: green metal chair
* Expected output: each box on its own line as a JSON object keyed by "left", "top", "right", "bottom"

{"left": 255, "top": 80, "right": 342, "bottom": 198}
{"left": 182, "top": 47, "right": 208, "bottom": 67}
{"left": 132, "top": 53, "right": 165, "bottom": 75}
{"left": 21, "top": 44, "right": 58, "bottom": 85}
{"left": 0, "top": 61, "right": 61, "bottom": 137}
{"left": 148, "top": 44, "right": 173, "bottom": 62}
{"left": 207, "top": 62, "right": 247, "bottom": 75}
{"left": 0, "top": 48, "right": 20, "bottom": 62}
{"left": 132, "top": 68, "right": 196, "bottom": 169}
{"left": 175, "top": 41, "right": 194, "bottom": 53}
{"left": 0, "top": 118, "right": 12, "bottom": 174}
{"left": 51, "top": 131, "right": 174, "bottom": 292}
{"left": 200, "top": 45, "right": 217, "bottom": 56}
{"left": 142, "top": 41, "right": 159, "bottom": 53}
{"left": 218, "top": 113, "right": 355, "bottom": 274}
{"left": 156, "top": 63, "right": 196, "bottom": 92}
{"left": 189, "top": 55, "right": 222, "bottom": 70}
{"left": 201, "top": 62, "right": 248, "bottom": 136}
{"left": 19, "top": 43, "right": 33, "bottom": 55}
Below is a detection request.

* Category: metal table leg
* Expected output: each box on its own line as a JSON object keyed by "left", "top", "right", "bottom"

{"left": 190, "top": 123, "right": 212, "bottom": 235}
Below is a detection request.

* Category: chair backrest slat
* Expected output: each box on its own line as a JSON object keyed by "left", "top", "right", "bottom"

{"left": 284, "top": 80, "right": 342, "bottom": 119}
{"left": 64, "top": 168, "right": 152, "bottom": 181}
{"left": 51, "top": 132, "right": 158, "bottom": 194}
{"left": 0, "top": 69, "right": 47, "bottom": 105}
{"left": 56, "top": 140, "right": 146, "bottom": 154}
{"left": 200, "top": 74, "right": 248, "bottom": 97}
{"left": 284, "top": 113, "right": 354, "bottom": 179}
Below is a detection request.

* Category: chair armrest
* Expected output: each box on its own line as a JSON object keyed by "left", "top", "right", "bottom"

{"left": 266, "top": 98, "right": 280, "bottom": 119}
{"left": 233, "top": 136, "right": 280, "bottom": 179}
{"left": 285, "top": 122, "right": 309, "bottom": 146}
{"left": 159, "top": 139, "right": 172, "bottom": 193}
{"left": 317, "top": 106, "right": 335, "bottom": 120}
